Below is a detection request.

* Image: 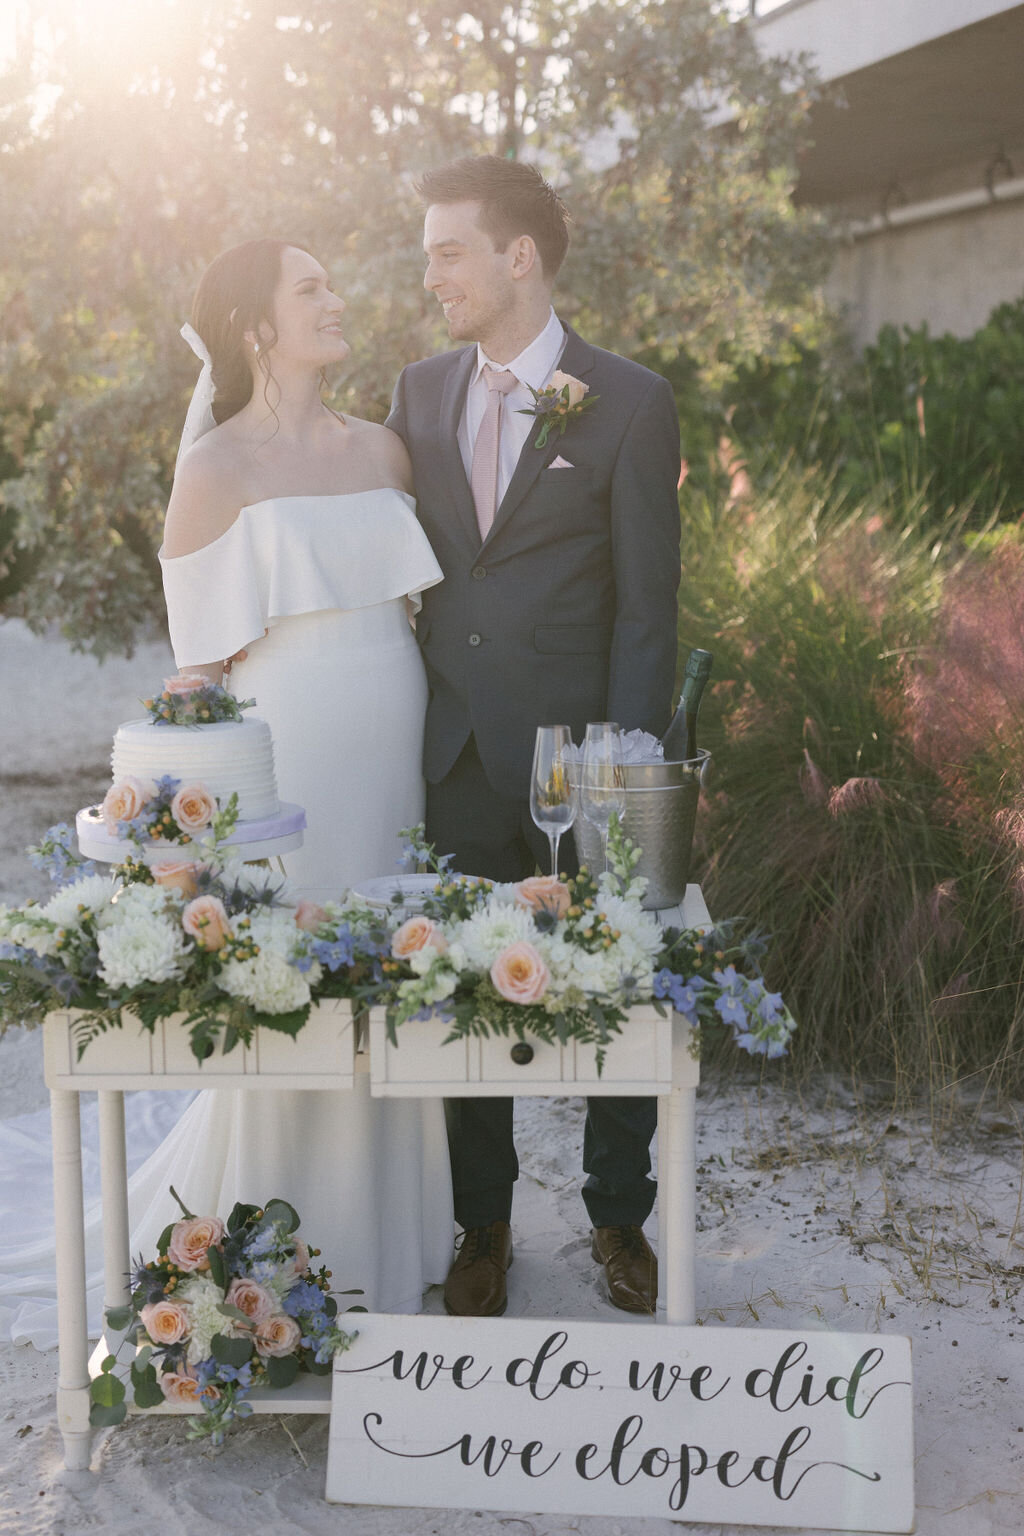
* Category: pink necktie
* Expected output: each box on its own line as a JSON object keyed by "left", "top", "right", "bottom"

{"left": 470, "top": 366, "right": 517, "bottom": 540}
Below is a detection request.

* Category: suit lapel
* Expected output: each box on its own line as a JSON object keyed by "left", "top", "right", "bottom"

{"left": 438, "top": 346, "right": 480, "bottom": 547}
{"left": 483, "top": 326, "right": 597, "bottom": 548}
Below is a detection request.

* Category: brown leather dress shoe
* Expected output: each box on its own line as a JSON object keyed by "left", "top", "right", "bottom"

{"left": 591, "top": 1225, "right": 657, "bottom": 1314}
{"left": 444, "top": 1221, "right": 513, "bottom": 1316}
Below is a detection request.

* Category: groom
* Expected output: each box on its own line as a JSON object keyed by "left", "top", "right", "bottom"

{"left": 387, "top": 155, "right": 681, "bottom": 1318}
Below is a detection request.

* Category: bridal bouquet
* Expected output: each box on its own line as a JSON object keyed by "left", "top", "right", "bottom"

{"left": 91, "top": 1192, "right": 359, "bottom": 1445}
{"left": 382, "top": 823, "right": 795, "bottom": 1060}
{"left": 0, "top": 825, "right": 390, "bottom": 1060}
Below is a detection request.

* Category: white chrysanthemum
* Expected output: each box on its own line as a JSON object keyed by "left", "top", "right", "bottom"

{"left": 218, "top": 945, "right": 314, "bottom": 1014}
{"left": 97, "top": 917, "right": 189, "bottom": 990}
{"left": 452, "top": 902, "right": 538, "bottom": 972}
{"left": 96, "top": 880, "right": 177, "bottom": 929}
{"left": 177, "top": 1273, "right": 226, "bottom": 1365}
{"left": 592, "top": 892, "right": 664, "bottom": 959}
{"left": 42, "top": 874, "right": 118, "bottom": 929}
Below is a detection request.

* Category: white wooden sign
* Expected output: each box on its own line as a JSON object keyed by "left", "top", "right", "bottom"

{"left": 326, "top": 1316, "right": 914, "bottom": 1531}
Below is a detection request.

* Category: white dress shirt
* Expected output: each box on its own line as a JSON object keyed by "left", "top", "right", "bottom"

{"left": 457, "top": 308, "right": 567, "bottom": 508}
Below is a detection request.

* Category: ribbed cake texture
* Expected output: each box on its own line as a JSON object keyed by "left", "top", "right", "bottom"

{"left": 110, "top": 718, "right": 280, "bottom": 822}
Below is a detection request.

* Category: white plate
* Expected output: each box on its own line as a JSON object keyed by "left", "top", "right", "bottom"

{"left": 348, "top": 874, "right": 443, "bottom": 910}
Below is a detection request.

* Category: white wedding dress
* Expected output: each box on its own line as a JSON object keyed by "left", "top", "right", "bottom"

{"left": 0, "top": 490, "right": 455, "bottom": 1347}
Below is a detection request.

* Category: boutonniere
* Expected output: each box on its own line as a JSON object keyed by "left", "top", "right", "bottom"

{"left": 518, "top": 369, "right": 598, "bottom": 449}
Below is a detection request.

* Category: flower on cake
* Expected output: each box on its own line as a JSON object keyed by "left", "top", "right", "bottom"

{"left": 143, "top": 677, "right": 255, "bottom": 727}
{"left": 100, "top": 773, "right": 238, "bottom": 852}
{"left": 170, "top": 783, "right": 217, "bottom": 835}
{"left": 91, "top": 1192, "right": 358, "bottom": 1445}
{"left": 101, "top": 776, "right": 155, "bottom": 830}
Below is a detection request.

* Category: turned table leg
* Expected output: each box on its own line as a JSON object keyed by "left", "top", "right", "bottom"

{"left": 50, "top": 1088, "right": 92, "bottom": 1470}
{"left": 98, "top": 1091, "right": 131, "bottom": 1340}
{"left": 657, "top": 1021, "right": 698, "bottom": 1325}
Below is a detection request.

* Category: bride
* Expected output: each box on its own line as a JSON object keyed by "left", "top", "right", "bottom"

{"left": 154, "top": 237, "right": 454, "bottom": 1312}
{"left": 0, "top": 240, "right": 454, "bottom": 1344}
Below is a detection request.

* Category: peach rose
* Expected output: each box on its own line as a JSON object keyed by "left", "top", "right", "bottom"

{"left": 392, "top": 915, "right": 448, "bottom": 959}
{"left": 291, "top": 1238, "right": 310, "bottom": 1274}
{"left": 491, "top": 941, "right": 550, "bottom": 1005}
{"left": 513, "top": 876, "right": 571, "bottom": 920}
{"left": 159, "top": 1369, "right": 208, "bottom": 1405}
{"left": 254, "top": 1313, "right": 302, "bottom": 1358}
{"left": 139, "top": 1298, "right": 190, "bottom": 1346}
{"left": 170, "top": 782, "right": 216, "bottom": 835}
{"left": 182, "top": 895, "right": 233, "bottom": 951}
{"left": 224, "top": 1277, "right": 276, "bottom": 1323}
{"left": 166, "top": 1214, "right": 225, "bottom": 1272}
{"left": 151, "top": 860, "right": 204, "bottom": 900}
{"left": 163, "top": 673, "right": 209, "bottom": 697}
{"left": 101, "top": 777, "right": 153, "bottom": 830}
{"left": 293, "top": 900, "right": 327, "bottom": 932}
{"left": 550, "top": 369, "right": 589, "bottom": 408}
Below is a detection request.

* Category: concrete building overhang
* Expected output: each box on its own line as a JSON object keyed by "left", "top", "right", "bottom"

{"left": 754, "top": 0, "right": 1024, "bottom": 210}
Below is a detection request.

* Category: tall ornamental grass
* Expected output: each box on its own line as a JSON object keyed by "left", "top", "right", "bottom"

{"left": 680, "top": 470, "right": 1024, "bottom": 1104}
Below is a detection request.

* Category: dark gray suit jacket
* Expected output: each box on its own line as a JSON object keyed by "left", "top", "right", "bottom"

{"left": 386, "top": 324, "right": 681, "bottom": 800}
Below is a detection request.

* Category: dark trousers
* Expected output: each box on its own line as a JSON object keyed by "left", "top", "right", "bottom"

{"left": 427, "top": 734, "right": 657, "bottom": 1231}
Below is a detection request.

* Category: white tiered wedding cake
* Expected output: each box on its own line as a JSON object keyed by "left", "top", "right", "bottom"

{"left": 76, "top": 673, "right": 304, "bottom": 863}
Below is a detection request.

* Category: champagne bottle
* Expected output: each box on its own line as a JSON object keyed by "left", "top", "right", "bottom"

{"left": 662, "top": 648, "right": 714, "bottom": 761}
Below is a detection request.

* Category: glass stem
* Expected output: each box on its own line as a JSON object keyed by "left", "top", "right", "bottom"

{"left": 548, "top": 830, "right": 561, "bottom": 878}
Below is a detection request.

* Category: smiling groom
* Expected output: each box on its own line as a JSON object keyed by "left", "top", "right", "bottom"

{"left": 386, "top": 156, "right": 681, "bottom": 1319}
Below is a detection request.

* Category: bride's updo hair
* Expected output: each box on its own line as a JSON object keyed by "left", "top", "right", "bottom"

{"left": 190, "top": 238, "right": 299, "bottom": 424}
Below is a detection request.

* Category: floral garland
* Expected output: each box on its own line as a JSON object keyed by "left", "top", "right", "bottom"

{"left": 0, "top": 825, "right": 390, "bottom": 1061}
{"left": 380, "top": 822, "right": 795, "bottom": 1061}
{"left": 91, "top": 1191, "right": 359, "bottom": 1445}
{"left": 2, "top": 819, "right": 794, "bottom": 1064}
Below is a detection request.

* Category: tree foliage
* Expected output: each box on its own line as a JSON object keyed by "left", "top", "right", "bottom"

{"left": 0, "top": 0, "right": 830, "bottom": 655}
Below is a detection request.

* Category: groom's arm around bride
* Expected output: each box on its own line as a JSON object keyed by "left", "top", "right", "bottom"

{"left": 387, "top": 154, "right": 681, "bottom": 1319}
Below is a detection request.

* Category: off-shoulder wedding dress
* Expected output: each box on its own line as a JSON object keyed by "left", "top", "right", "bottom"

{"left": 0, "top": 489, "right": 454, "bottom": 1347}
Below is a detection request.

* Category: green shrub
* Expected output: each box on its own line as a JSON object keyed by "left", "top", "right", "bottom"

{"left": 715, "top": 297, "right": 1024, "bottom": 527}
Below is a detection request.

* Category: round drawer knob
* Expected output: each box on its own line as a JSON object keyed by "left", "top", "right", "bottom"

{"left": 510, "top": 1042, "right": 534, "bottom": 1066}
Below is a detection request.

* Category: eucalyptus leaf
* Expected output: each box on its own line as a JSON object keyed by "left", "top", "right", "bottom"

{"left": 211, "top": 1332, "right": 253, "bottom": 1367}
{"left": 266, "top": 1353, "right": 299, "bottom": 1389}
{"left": 90, "top": 1372, "right": 125, "bottom": 1408}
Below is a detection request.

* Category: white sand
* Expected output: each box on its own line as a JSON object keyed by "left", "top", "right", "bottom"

{"left": 1, "top": 619, "right": 1022, "bottom": 1535}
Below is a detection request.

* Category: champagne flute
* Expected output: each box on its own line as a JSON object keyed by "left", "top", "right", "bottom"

{"left": 580, "top": 721, "right": 625, "bottom": 871}
{"left": 530, "top": 725, "right": 577, "bottom": 877}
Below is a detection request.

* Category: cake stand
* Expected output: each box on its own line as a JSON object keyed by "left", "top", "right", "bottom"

{"left": 75, "top": 802, "right": 307, "bottom": 865}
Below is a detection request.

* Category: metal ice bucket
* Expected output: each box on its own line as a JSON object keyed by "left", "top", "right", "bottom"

{"left": 571, "top": 751, "right": 711, "bottom": 910}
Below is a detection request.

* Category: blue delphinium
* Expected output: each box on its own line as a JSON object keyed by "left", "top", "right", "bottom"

{"left": 27, "top": 824, "right": 96, "bottom": 887}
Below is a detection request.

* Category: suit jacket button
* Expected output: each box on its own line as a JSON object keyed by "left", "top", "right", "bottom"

{"left": 471, "top": 565, "right": 487, "bottom": 580}
{"left": 468, "top": 632, "right": 482, "bottom": 647}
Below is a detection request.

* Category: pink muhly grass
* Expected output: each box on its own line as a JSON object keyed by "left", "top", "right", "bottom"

{"left": 828, "top": 776, "right": 887, "bottom": 817}
{"left": 893, "top": 879, "right": 965, "bottom": 974}
{"left": 799, "top": 749, "right": 830, "bottom": 808}
{"left": 905, "top": 544, "right": 1024, "bottom": 784}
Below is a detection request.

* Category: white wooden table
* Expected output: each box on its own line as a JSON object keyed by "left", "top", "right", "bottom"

{"left": 43, "top": 886, "right": 708, "bottom": 1471}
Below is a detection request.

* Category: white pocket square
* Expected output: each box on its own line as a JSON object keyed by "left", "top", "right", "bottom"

{"left": 548, "top": 455, "right": 574, "bottom": 469}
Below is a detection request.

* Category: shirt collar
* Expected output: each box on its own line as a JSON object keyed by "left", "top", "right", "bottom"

{"left": 473, "top": 308, "right": 564, "bottom": 390}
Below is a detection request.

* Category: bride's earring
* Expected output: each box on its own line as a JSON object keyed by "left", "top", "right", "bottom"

{"left": 253, "top": 341, "right": 260, "bottom": 355}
